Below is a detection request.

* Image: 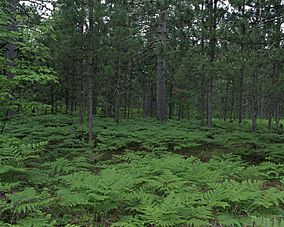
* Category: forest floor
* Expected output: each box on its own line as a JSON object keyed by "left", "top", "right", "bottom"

{"left": 0, "top": 114, "right": 284, "bottom": 226}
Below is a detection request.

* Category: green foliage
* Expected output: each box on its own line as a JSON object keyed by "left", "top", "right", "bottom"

{"left": 0, "top": 1, "right": 57, "bottom": 120}
{"left": 57, "top": 153, "right": 284, "bottom": 226}
{"left": 0, "top": 115, "right": 283, "bottom": 226}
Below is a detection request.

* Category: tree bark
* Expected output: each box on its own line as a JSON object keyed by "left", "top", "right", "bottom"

{"left": 199, "top": 1, "right": 206, "bottom": 125}
{"left": 79, "top": 22, "right": 84, "bottom": 125}
{"left": 168, "top": 83, "right": 173, "bottom": 119}
{"left": 207, "top": 0, "right": 217, "bottom": 128}
{"left": 199, "top": 77, "right": 206, "bottom": 124}
{"left": 127, "top": 70, "right": 132, "bottom": 118}
{"left": 5, "top": 0, "right": 18, "bottom": 79}
{"left": 251, "top": 72, "right": 258, "bottom": 132}
{"left": 230, "top": 79, "right": 235, "bottom": 123}
{"left": 156, "top": 10, "right": 167, "bottom": 122}
{"left": 144, "top": 73, "right": 152, "bottom": 117}
{"left": 223, "top": 80, "right": 229, "bottom": 121}
{"left": 88, "top": 0, "right": 94, "bottom": 146}
{"left": 268, "top": 98, "right": 273, "bottom": 129}
{"left": 114, "top": 56, "right": 122, "bottom": 124}
{"left": 238, "top": 73, "right": 244, "bottom": 124}
{"left": 65, "top": 87, "right": 69, "bottom": 113}
{"left": 71, "top": 71, "right": 76, "bottom": 113}
{"left": 275, "top": 103, "right": 281, "bottom": 128}
{"left": 238, "top": 1, "right": 245, "bottom": 124}
{"left": 268, "top": 0, "right": 281, "bottom": 129}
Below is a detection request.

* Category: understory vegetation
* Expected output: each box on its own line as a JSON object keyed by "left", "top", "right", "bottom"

{"left": 1, "top": 0, "right": 284, "bottom": 226}
{"left": 0, "top": 114, "right": 283, "bottom": 226}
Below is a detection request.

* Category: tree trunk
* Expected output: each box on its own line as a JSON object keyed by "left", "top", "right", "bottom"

{"left": 127, "top": 70, "right": 132, "bottom": 118}
{"left": 199, "top": 1, "right": 206, "bottom": 125}
{"left": 168, "top": 83, "right": 173, "bottom": 119}
{"left": 88, "top": 0, "right": 94, "bottom": 146}
{"left": 230, "top": 79, "right": 235, "bottom": 123}
{"left": 238, "top": 73, "right": 244, "bottom": 124}
{"left": 65, "top": 88, "right": 69, "bottom": 113}
{"left": 275, "top": 103, "right": 281, "bottom": 128}
{"left": 93, "top": 84, "right": 97, "bottom": 116}
{"left": 5, "top": 0, "right": 18, "bottom": 79}
{"left": 268, "top": 98, "right": 273, "bottom": 129}
{"left": 79, "top": 69, "right": 84, "bottom": 124}
{"left": 207, "top": 0, "right": 217, "bottom": 128}
{"left": 124, "top": 85, "right": 127, "bottom": 118}
{"left": 223, "top": 80, "right": 229, "bottom": 121}
{"left": 78, "top": 22, "right": 84, "bottom": 125}
{"left": 114, "top": 56, "right": 122, "bottom": 124}
{"left": 144, "top": 73, "right": 152, "bottom": 117}
{"left": 199, "top": 74, "right": 206, "bottom": 124}
{"left": 105, "top": 86, "right": 113, "bottom": 117}
{"left": 178, "top": 104, "right": 182, "bottom": 120}
{"left": 251, "top": 72, "right": 258, "bottom": 132}
{"left": 4, "top": 0, "right": 18, "bottom": 118}
{"left": 71, "top": 71, "right": 76, "bottom": 113}
{"left": 238, "top": 2, "right": 245, "bottom": 124}
{"left": 268, "top": 1, "right": 281, "bottom": 129}
{"left": 156, "top": 10, "right": 167, "bottom": 122}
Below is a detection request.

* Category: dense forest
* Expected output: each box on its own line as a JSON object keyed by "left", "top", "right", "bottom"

{"left": 0, "top": 0, "right": 284, "bottom": 226}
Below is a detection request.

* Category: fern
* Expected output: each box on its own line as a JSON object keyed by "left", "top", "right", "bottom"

{"left": 6, "top": 187, "right": 51, "bottom": 215}
{"left": 17, "top": 213, "right": 57, "bottom": 227}
{"left": 1, "top": 115, "right": 283, "bottom": 226}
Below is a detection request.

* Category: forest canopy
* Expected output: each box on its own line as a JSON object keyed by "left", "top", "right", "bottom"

{"left": 1, "top": 0, "right": 283, "bottom": 133}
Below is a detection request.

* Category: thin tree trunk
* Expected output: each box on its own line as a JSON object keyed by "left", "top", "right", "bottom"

{"left": 207, "top": 0, "right": 217, "bottom": 128}
{"left": 207, "top": 75, "right": 213, "bottom": 127}
{"left": 268, "top": 98, "right": 273, "bottom": 129}
{"left": 79, "top": 27, "right": 84, "bottom": 124}
{"left": 105, "top": 87, "right": 113, "bottom": 117}
{"left": 65, "top": 88, "right": 69, "bottom": 113}
{"left": 275, "top": 103, "right": 281, "bottom": 129}
{"left": 88, "top": 0, "right": 94, "bottom": 146}
{"left": 169, "top": 83, "right": 173, "bottom": 119}
{"left": 238, "top": 2, "right": 245, "bottom": 124}
{"left": 199, "top": 1, "right": 206, "bottom": 125}
{"left": 71, "top": 72, "right": 75, "bottom": 112}
{"left": 238, "top": 73, "right": 244, "bottom": 124}
{"left": 199, "top": 75, "right": 206, "bottom": 124}
{"left": 127, "top": 70, "right": 132, "bottom": 118}
{"left": 268, "top": 1, "right": 281, "bottom": 129}
{"left": 4, "top": 0, "right": 18, "bottom": 117}
{"left": 114, "top": 56, "right": 122, "bottom": 124}
{"left": 93, "top": 84, "right": 97, "bottom": 116}
{"left": 79, "top": 74, "right": 84, "bottom": 125}
{"left": 230, "top": 79, "right": 235, "bottom": 123}
{"left": 144, "top": 73, "right": 152, "bottom": 117}
{"left": 178, "top": 104, "right": 182, "bottom": 120}
{"left": 124, "top": 85, "right": 127, "bottom": 118}
{"left": 251, "top": 72, "right": 258, "bottom": 132}
{"left": 5, "top": 0, "right": 18, "bottom": 79}
{"left": 223, "top": 80, "right": 229, "bottom": 121}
